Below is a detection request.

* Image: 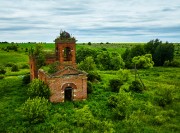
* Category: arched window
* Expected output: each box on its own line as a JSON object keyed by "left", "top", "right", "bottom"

{"left": 63, "top": 47, "right": 72, "bottom": 61}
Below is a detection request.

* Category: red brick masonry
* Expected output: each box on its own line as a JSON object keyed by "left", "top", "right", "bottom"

{"left": 30, "top": 41, "right": 88, "bottom": 102}
{"left": 38, "top": 66, "right": 87, "bottom": 102}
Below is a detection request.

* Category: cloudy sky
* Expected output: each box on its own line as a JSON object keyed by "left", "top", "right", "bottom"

{"left": 0, "top": 0, "right": 180, "bottom": 43}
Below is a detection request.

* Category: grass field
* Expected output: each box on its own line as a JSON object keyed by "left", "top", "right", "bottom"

{"left": 0, "top": 42, "right": 179, "bottom": 132}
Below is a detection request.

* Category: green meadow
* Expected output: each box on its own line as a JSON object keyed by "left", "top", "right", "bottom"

{"left": 0, "top": 42, "right": 180, "bottom": 132}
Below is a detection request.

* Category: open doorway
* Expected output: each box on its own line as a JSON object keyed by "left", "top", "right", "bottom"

{"left": 64, "top": 87, "right": 72, "bottom": 101}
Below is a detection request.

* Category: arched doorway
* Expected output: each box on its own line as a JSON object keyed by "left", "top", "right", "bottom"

{"left": 64, "top": 87, "right": 72, "bottom": 101}
{"left": 62, "top": 83, "right": 77, "bottom": 102}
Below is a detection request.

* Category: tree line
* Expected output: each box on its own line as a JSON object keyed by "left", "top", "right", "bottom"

{"left": 77, "top": 39, "right": 177, "bottom": 72}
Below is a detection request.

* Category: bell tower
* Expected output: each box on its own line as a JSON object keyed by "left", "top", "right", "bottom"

{"left": 55, "top": 31, "right": 77, "bottom": 69}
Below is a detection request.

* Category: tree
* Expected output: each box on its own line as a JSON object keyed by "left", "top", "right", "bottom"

{"left": 29, "top": 44, "right": 45, "bottom": 69}
{"left": 153, "top": 42, "right": 174, "bottom": 66}
{"left": 132, "top": 54, "right": 154, "bottom": 69}
{"left": 122, "top": 48, "right": 132, "bottom": 68}
{"left": 122, "top": 45, "right": 145, "bottom": 69}
{"left": 96, "top": 51, "right": 111, "bottom": 70}
{"left": 87, "top": 71, "right": 101, "bottom": 82}
{"left": 17, "top": 97, "right": 50, "bottom": 123}
{"left": 78, "top": 56, "right": 96, "bottom": 72}
{"left": 76, "top": 48, "right": 97, "bottom": 63}
{"left": 28, "top": 79, "right": 50, "bottom": 99}
{"left": 110, "top": 53, "right": 125, "bottom": 70}
{"left": 130, "top": 45, "right": 145, "bottom": 58}
{"left": 144, "top": 39, "right": 162, "bottom": 55}
{"left": 144, "top": 39, "right": 174, "bottom": 66}
{"left": 88, "top": 42, "right": 92, "bottom": 45}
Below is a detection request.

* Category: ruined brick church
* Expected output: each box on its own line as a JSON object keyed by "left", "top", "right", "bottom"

{"left": 29, "top": 31, "right": 87, "bottom": 102}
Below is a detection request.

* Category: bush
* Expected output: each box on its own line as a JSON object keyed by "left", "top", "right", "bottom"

{"left": 108, "top": 94, "right": 118, "bottom": 108}
{"left": 17, "top": 97, "right": 50, "bottom": 124}
{"left": 20, "top": 63, "right": 29, "bottom": 69}
{"left": 11, "top": 64, "right": 19, "bottom": 72}
{"left": 109, "top": 79, "right": 123, "bottom": 92}
{"left": 164, "top": 60, "right": 180, "bottom": 67}
{"left": 87, "top": 81, "right": 93, "bottom": 94}
{"left": 74, "top": 105, "right": 114, "bottom": 132}
{"left": 48, "top": 61, "right": 59, "bottom": 74}
{"left": 117, "top": 69, "right": 130, "bottom": 82}
{"left": 22, "top": 74, "right": 30, "bottom": 84}
{"left": 87, "top": 71, "right": 101, "bottom": 82}
{"left": 0, "top": 66, "right": 6, "bottom": 74}
{"left": 108, "top": 90, "right": 133, "bottom": 120}
{"left": 28, "top": 79, "right": 50, "bottom": 99}
{"left": 0, "top": 75, "right": 5, "bottom": 79}
{"left": 154, "top": 85, "right": 174, "bottom": 107}
{"left": 5, "top": 62, "right": 14, "bottom": 67}
{"left": 129, "top": 80, "right": 143, "bottom": 93}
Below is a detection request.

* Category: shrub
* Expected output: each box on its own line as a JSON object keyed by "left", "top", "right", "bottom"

{"left": 0, "top": 75, "right": 5, "bottom": 79}
{"left": 117, "top": 69, "right": 130, "bottom": 82}
{"left": 129, "top": 80, "right": 143, "bottom": 93}
{"left": 11, "top": 64, "right": 19, "bottom": 72}
{"left": 87, "top": 71, "right": 101, "bottom": 82}
{"left": 108, "top": 90, "right": 133, "bottom": 120}
{"left": 154, "top": 85, "right": 174, "bottom": 107}
{"left": 28, "top": 79, "right": 50, "bottom": 99}
{"left": 75, "top": 105, "right": 97, "bottom": 129}
{"left": 74, "top": 105, "right": 114, "bottom": 132}
{"left": 17, "top": 97, "right": 50, "bottom": 124}
{"left": 20, "top": 63, "right": 29, "bottom": 69}
{"left": 108, "top": 94, "right": 118, "bottom": 108}
{"left": 109, "top": 79, "right": 123, "bottom": 92}
{"left": 153, "top": 115, "right": 166, "bottom": 125}
{"left": 164, "top": 60, "right": 180, "bottom": 67}
{"left": 0, "top": 66, "right": 6, "bottom": 74}
{"left": 5, "top": 62, "right": 14, "bottom": 67}
{"left": 87, "top": 81, "right": 93, "bottom": 94}
{"left": 48, "top": 61, "right": 59, "bottom": 74}
{"left": 22, "top": 74, "right": 30, "bottom": 84}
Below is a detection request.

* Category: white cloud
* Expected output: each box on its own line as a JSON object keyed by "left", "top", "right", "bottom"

{"left": 0, "top": 0, "right": 180, "bottom": 42}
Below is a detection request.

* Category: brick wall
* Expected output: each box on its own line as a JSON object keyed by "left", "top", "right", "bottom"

{"left": 38, "top": 69, "right": 87, "bottom": 103}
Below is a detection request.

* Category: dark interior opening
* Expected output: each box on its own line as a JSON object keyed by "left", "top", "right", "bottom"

{"left": 65, "top": 87, "right": 72, "bottom": 101}
{"left": 63, "top": 47, "right": 72, "bottom": 61}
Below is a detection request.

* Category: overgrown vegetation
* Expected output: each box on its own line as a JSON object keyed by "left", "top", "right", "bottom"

{"left": 17, "top": 97, "right": 50, "bottom": 124}
{"left": 27, "top": 79, "right": 50, "bottom": 99}
{"left": 0, "top": 40, "right": 179, "bottom": 132}
{"left": 54, "top": 30, "right": 76, "bottom": 43}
